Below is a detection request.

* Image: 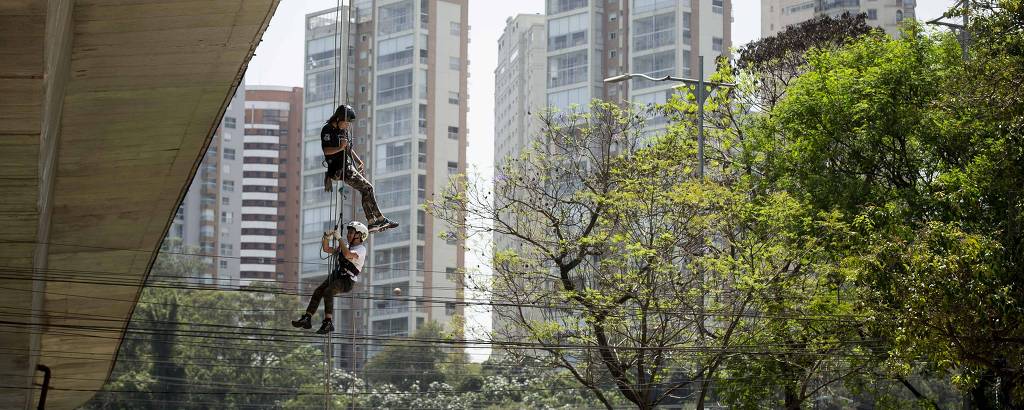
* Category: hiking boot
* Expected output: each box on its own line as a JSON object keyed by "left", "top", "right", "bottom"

{"left": 368, "top": 217, "right": 399, "bottom": 233}
{"left": 291, "top": 313, "right": 312, "bottom": 329}
{"left": 315, "top": 318, "right": 335, "bottom": 335}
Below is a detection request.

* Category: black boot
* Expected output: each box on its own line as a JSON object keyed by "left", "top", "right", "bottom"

{"left": 315, "top": 318, "right": 335, "bottom": 335}
{"left": 291, "top": 313, "right": 312, "bottom": 329}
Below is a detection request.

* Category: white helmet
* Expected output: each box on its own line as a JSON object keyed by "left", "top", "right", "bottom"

{"left": 345, "top": 221, "right": 369, "bottom": 240}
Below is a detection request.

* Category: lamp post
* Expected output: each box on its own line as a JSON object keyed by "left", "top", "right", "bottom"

{"left": 604, "top": 56, "right": 734, "bottom": 178}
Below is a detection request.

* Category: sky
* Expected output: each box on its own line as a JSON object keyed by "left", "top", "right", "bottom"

{"left": 247, "top": 0, "right": 958, "bottom": 361}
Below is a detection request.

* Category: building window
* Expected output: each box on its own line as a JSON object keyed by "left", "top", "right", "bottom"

{"left": 548, "top": 50, "right": 588, "bottom": 88}
{"left": 632, "top": 50, "right": 675, "bottom": 89}
{"left": 445, "top": 302, "right": 457, "bottom": 316}
{"left": 221, "top": 211, "right": 234, "bottom": 224}
{"left": 682, "top": 12, "right": 692, "bottom": 45}
{"left": 220, "top": 260, "right": 228, "bottom": 269}
{"left": 377, "top": 69, "right": 414, "bottom": 104}
{"left": 377, "top": 34, "right": 415, "bottom": 70}
{"left": 378, "top": 0, "right": 414, "bottom": 35}
{"left": 547, "top": 87, "right": 588, "bottom": 112}
{"left": 420, "top": 0, "right": 429, "bottom": 27}
{"left": 377, "top": 175, "right": 412, "bottom": 209}
{"left": 372, "top": 316, "right": 410, "bottom": 337}
{"left": 450, "top": 21, "right": 461, "bottom": 36}
{"left": 417, "top": 209, "right": 426, "bottom": 240}
{"left": 224, "top": 117, "right": 237, "bottom": 128}
{"left": 445, "top": 267, "right": 459, "bottom": 281}
{"left": 418, "top": 104, "right": 427, "bottom": 134}
{"left": 374, "top": 247, "right": 411, "bottom": 281}
{"left": 376, "top": 222, "right": 411, "bottom": 245}
{"left": 683, "top": 49, "right": 692, "bottom": 77}
{"left": 867, "top": 9, "right": 877, "bottom": 20}
{"left": 220, "top": 243, "right": 233, "bottom": 256}
{"left": 418, "top": 141, "right": 427, "bottom": 169}
{"left": 547, "top": 13, "right": 588, "bottom": 51}
{"left": 632, "top": 0, "right": 676, "bottom": 14}
{"left": 548, "top": 0, "right": 588, "bottom": 14}
{"left": 376, "top": 105, "right": 413, "bottom": 139}
{"left": 306, "top": 36, "right": 338, "bottom": 69}
{"left": 302, "top": 207, "right": 333, "bottom": 239}
{"left": 305, "top": 69, "right": 337, "bottom": 103}
{"left": 447, "top": 126, "right": 459, "bottom": 140}
{"left": 449, "top": 57, "right": 460, "bottom": 70}
{"left": 448, "top": 92, "right": 460, "bottom": 105}
{"left": 712, "top": 0, "right": 723, "bottom": 14}
{"left": 222, "top": 196, "right": 230, "bottom": 205}
{"left": 223, "top": 148, "right": 236, "bottom": 160}
{"left": 712, "top": 37, "right": 723, "bottom": 52}
{"left": 633, "top": 12, "right": 675, "bottom": 51}
{"left": 447, "top": 161, "right": 458, "bottom": 174}
{"left": 375, "top": 141, "right": 413, "bottom": 173}
{"left": 222, "top": 181, "right": 234, "bottom": 192}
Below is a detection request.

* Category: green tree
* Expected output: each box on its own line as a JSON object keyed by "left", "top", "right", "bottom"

{"left": 759, "top": 3, "right": 1024, "bottom": 405}
{"left": 363, "top": 321, "right": 447, "bottom": 391}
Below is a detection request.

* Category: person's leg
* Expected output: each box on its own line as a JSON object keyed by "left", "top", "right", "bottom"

{"left": 293, "top": 279, "right": 329, "bottom": 329}
{"left": 316, "top": 283, "right": 338, "bottom": 334}
{"left": 305, "top": 280, "right": 329, "bottom": 315}
{"left": 343, "top": 166, "right": 383, "bottom": 222}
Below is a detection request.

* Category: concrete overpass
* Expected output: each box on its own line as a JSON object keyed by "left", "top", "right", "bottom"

{"left": 0, "top": 1, "right": 280, "bottom": 408}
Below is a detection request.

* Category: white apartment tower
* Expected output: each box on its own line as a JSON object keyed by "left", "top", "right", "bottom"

{"left": 761, "top": 0, "right": 917, "bottom": 38}
{"left": 495, "top": 14, "right": 547, "bottom": 171}
{"left": 303, "top": 1, "right": 468, "bottom": 367}
{"left": 491, "top": 0, "right": 732, "bottom": 351}
{"left": 545, "top": 0, "right": 732, "bottom": 114}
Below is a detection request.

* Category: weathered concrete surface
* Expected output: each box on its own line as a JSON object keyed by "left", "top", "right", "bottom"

{"left": 0, "top": 1, "right": 279, "bottom": 408}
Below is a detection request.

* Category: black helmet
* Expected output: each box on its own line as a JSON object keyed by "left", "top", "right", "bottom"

{"left": 330, "top": 104, "right": 357, "bottom": 123}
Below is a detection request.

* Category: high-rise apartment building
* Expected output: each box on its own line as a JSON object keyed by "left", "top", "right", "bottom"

{"left": 168, "top": 87, "right": 244, "bottom": 286}
{"left": 491, "top": 0, "right": 733, "bottom": 351}
{"left": 545, "top": 0, "right": 731, "bottom": 114}
{"left": 495, "top": 14, "right": 547, "bottom": 171}
{"left": 761, "top": 0, "right": 917, "bottom": 38}
{"left": 241, "top": 86, "right": 304, "bottom": 290}
{"left": 302, "top": 0, "right": 469, "bottom": 369}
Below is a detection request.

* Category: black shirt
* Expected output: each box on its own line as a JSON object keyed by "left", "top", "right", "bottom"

{"left": 320, "top": 123, "right": 349, "bottom": 152}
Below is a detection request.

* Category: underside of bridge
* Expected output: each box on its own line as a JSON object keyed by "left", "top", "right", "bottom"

{"left": 0, "top": 1, "right": 279, "bottom": 408}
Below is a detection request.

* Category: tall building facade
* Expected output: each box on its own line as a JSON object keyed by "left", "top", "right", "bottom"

{"left": 495, "top": 14, "right": 547, "bottom": 172}
{"left": 545, "top": 0, "right": 731, "bottom": 114}
{"left": 491, "top": 0, "right": 733, "bottom": 349}
{"left": 241, "top": 86, "right": 304, "bottom": 290}
{"left": 302, "top": 0, "right": 469, "bottom": 369}
{"left": 761, "top": 0, "right": 917, "bottom": 38}
{"left": 168, "top": 87, "right": 244, "bottom": 286}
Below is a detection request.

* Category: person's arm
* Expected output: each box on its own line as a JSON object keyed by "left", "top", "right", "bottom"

{"left": 336, "top": 238, "right": 358, "bottom": 260}
{"left": 321, "top": 232, "right": 336, "bottom": 253}
{"left": 350, "top": 149, "right": 365, "bottom": 172}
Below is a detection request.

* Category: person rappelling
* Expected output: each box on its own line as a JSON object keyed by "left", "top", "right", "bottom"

{"left": 321, "top": 104, "right": 399, "bottom": 233}
{"left": 292, "top": 221, "right": 369, "bottom": 334}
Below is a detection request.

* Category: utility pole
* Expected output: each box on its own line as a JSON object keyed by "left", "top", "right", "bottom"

{"left": 604, "top": 56, "right": 734, "bottom": 178}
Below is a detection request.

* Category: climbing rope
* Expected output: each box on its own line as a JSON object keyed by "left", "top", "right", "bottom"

{"left": 322, "top": 1, "right": 345, "bottom": 409}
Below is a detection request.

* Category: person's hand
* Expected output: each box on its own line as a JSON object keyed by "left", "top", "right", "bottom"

{"left": 338, "top": 138, "right": 349, "bottom": 150}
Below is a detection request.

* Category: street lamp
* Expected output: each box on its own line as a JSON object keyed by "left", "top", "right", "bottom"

{"left": 604, "top": 56, "right": 734, "bottom": 178}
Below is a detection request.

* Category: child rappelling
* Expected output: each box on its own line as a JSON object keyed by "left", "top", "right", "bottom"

{"left": 321, "top": 104, "right": 399, "bottom": 233}
{"left": 292, "top": 221, "right": 369, "bottom": 334}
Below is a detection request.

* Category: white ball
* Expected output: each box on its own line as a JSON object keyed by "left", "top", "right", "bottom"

{"left": 392, "top": 287, "right": 402, "bottom": 296}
